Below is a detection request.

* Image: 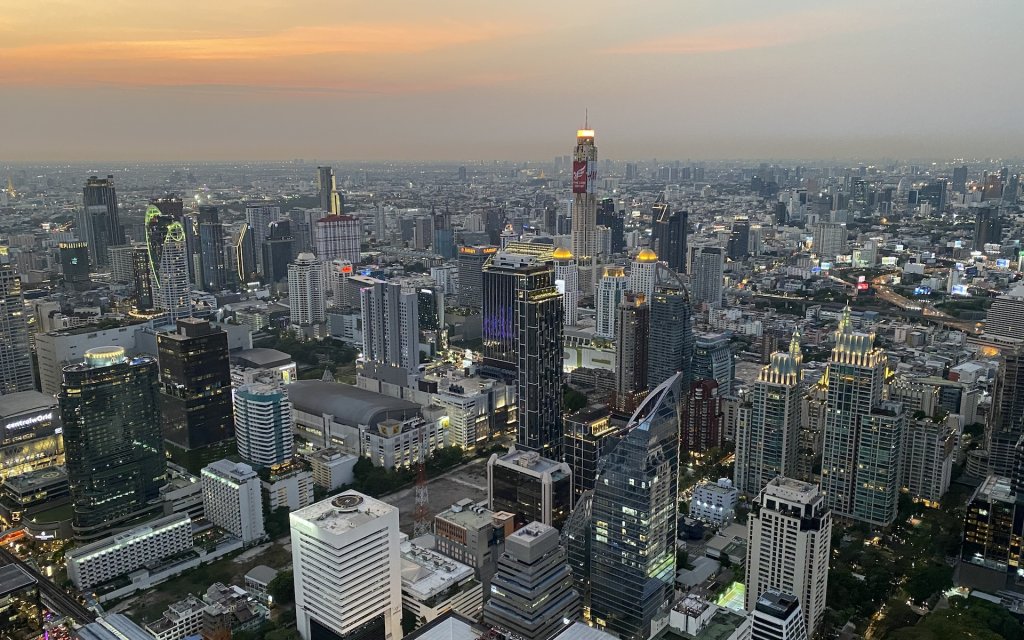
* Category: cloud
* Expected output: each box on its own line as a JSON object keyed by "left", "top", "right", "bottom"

{"left": 605, "top": 7, "right": 877, "bottom": 55}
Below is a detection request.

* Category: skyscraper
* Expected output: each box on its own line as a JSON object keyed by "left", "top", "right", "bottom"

{"left": 145, "top": 205, "right": 192, "bottom": 322}
{"left": 262, "top": 219, "right": 296, "bottom": 286}
{"left": 820, "top": 307, "right": 890, "bottom": 523}
{"left": 651, "top": 202, "right": 687, "bottom": 273}
{"left": 288, "top": 253, "right": 326, "bottom": 330}
{"left": 571, "top": 127, "right": 598, "bottom": 293}
{"left": 245, "top": 203, "right": 280, "bottom": 276}
{"left": 60, "top": 347, "right": 166, "bottom": 541}
{"left": 315, "top": 214, "right": 360, "bottom": 263}
{"left": 290, "top": 492, "right": 403, "bottom": 640}
{"left": 682, "top": 379, "right": 723, "bottom": 454}
{"left": 197, "top": 206, "right": 227, "bottom": 292}
{"left": 728, "top": 218, "right": 751, "bottom": 260}
{"left": 516, "top": 268, "right": 563, "bottom": 458}
{"left": 629, "top": 248, "right": 658, "bottom": 299}
{"left": 482, "top": 522, "right": 579, "bottom": 640}
{"left": 0, "top": 250, "right": 34, "bottom": 395}
{"left": 594, "top": 266, "right": 627, "bottom": 340}
{"left": 596, "top": 197, "right": 624, "bottom": 255}
{"left": 317, "top": 166, "right": 342, "bottom": 214}
{"left": 589, "top": 374, "right": 681, "bottom": 640}
{"left": 691, "top": 246, "right": 724, "bottom": 308}
{"left": 736, "top": 334, "right": 803, "bottom": 496}
{"left": 552, "top": 247, "right": 579, "bottom": 327}
{"left": 360, "top": 281, "right": 420, "bottom": 375}
{"left": 156, "top": 318, "right": 235, "bottom": 472}
{"left": 973, "top": 203, "right": 1003, "bottom": 249}
{"left": 80, "top": 175, "right": 124, "bottom": 268}
{"left": 614, "top": 292, "right": 649, "bottom": 415}
{"left": 59, "top": 241, "right": 91, "bottom": 290}
{"left": 692, "top": 332, "right": 735, "bottom": 395}
{"left": 745, "top": 477, "right": 831, "bottom": 637}
{"left": 432, "top": 205, "right": 456, "bottom": 259}
{"left": 647, "top": 282, "right": 695, "bottom": 391}
{"left": 457, "top": 245, "right": 496, "bottom": 310}
{"left": 810, "top": 223, "right": 846, "bottom": 259}
{"left": 233, "top": 383, "right": 294, "bottom": 468}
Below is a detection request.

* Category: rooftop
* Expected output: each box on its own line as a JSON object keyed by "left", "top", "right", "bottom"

{"left": 401, "top": 540, "right": 474, "bottom": 599}
{"left": 288, "top": 380, "right": 420, "bottom": 429}
{"left": 291, "top": 491, "right": 395, "bottom": 536}
{"left": 763, "top": 476, "right": 821, "bottom": 504}
{"left": 436, "top": 499, "right": 497, "bottom": 529}
{"left": 0, "top": 390, "right": 56, "bottom": 419}
{"left": 245, "top": 564, "right": 279, "bottom": 586}
{"left": 0, "top": 563, "right": 35, "bottom": 596}
{"left": 231, "top": 347, "right": 293, "bottom": 368}
{"left": 404, "top": 611, "right": 486, "bottom": 640}
{"left": 2, "top": 466, "right": 66, "bottom": 493}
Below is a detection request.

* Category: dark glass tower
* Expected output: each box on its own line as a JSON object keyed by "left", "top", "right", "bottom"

{"left": 60, "top": 347, "right": 165, "bottom": 541}
{"left": 647, "top": 285, "right": 694, "bottom": 391}
{"left": 589, "top": 374, "right": 682, "bottom": 640}
{"left": 198, "top": 206, "right": 227, "bottom": 292}
{"left": 597, "top": 198, "right": 624, "bottom": 255}
{"left": 614, "top": 292, "right": 649, "bottom": 415}
{"left": 81, "top": 175, "right": 124, "bottom": 268}
{"left": 516, "top": 268, "right": 564, "bottom": 458}
{"left": 156, "top": 318, "right": 235, "bottom": 472}
{"left": 261, "top": 219, "right": 296, "bottom": 286}
{"left": 651, "top": 199, "right": 688, "bottom": 273}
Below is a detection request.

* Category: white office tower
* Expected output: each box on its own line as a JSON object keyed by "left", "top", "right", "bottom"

{"left": 233, "top": 383, "right": 295, "bottom": 467}
{"left": 291, "top": 492, "right": 403, "bottom": 640}
{"left": 629, "top": 248, "right": 658, "bottom": 299}
{"left": 691, "top": 246, "right": 724, "bottom": 308}
{"left": 735, "top": 333, "right": 803, "bottom": 496}
{"left": 201, "top": 459, "right": 266, "bottom": 545}
{"left": 751, "top": 591, "right": 808, "bottom": 640}
{"left": 595, "top": 266, "right": 627, "bottom": 339}
{"left": 288, "top": 252, "right": 326, "bottom": 329}
{"left": 552, "top": 248, "right": 579, "bottom": 327}
{"left": 745, "top": 478, "right": 831, "bottom": 637}
{"left": 329, "top": 259, "right": 354, "bottom": 308}
{"left": 360, "top": 281, "right": 420, "bottom": 374}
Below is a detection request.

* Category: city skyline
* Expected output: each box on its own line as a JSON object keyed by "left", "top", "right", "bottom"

{"left": 3, "top": 1, "right": 1023, "bottom": 162}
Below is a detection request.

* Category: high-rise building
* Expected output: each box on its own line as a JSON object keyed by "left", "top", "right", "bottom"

{"left": 563, "top": 407, "right": 620, "bottom": 499}
{"left": 457, "top": 245, "right": 496, "bottom": 310}
{"left": 751, "top": 591, "right": 809, "bottom": 640}
{"left": 201, "top": 459, "right": 265, "bottom": 544}
{"left": 315, "top": 215, "right": 360, "bottom": 264}
{"left": 594, "top": 266, "right": 627, "bottom": 340}
{"left": 59, "top": 347, "right": 166, "bottom": 541}
{"left": 854, "top": 401, "right": 905, "bottom": 527}
{"left": 571, "top": 127, "right": 598, "bottom": 294}
{"left": 288, "top": 253, "right": 326, "bottom": 330}
{"left": 629, "top": 248, "right": 658, "bottom": 299}
{"left": 810, "top": 223, "right": 846, "bottom": 259}
{"left": 0, "top": 251, "right": 34, "bottom": 395}
{"left": 691, "top": 246, "right": 724, "bottom": 308}
{"left": 552, "top": 247, "right": 579, "bottom": 327}
{"left": 481, "top": 244, "right": 555, "bottom": 377}
{"left": 290, "top": 492, "right": 403, "bottom": 640}
{"left": 596, "top": 197, "right": 624, "bottom": 254}
{"left": 682, "top": 379, "right": 723, "bottom": 454}
{"left": 988, "top": 342, "right": 1024, "bottom": 477}
{"left": 745, "top": 477, "right": 831, "bottom": 637}
{"left": 516, "top": 269, "right": 563, "bottom": 458}
{"left": 59, "top": 241, "right": 91, "bottom": 290}
{"left": 245, "top": 204, "right": 280, "bottom": 277}
{"left": 482, "top": 522, "right": 579, "bottom": 640}
{"left": 360, "top": 281, "right": 420, "bottom": 375}
{"left": 901, "top": 416, "right": 957, "bottom": 508}
{"left": 432, "top": 206, "right": 456, "bottom": 259}
{"left": 157, "top": 318, "right": 235, "bottom": 471}
{"left": 233, "top": 383, "right": 294, "bottom": 468}
{"left": 262, "top": 219, "right": 296, "bottom": 286}
{"left": 317, "top": 166, "right": 342, "bottom": 214}
{"left": 589, "top": 374, "right": 681, "bottom": 640}
{"left": 80, "top": 175, "right": 124, "bottom": 268}
{"left": 197, "top": 206, "right": 227, "bottom": 292}
{"left": 488, "top": 449, "right": 573, "bottom": 530}
{"left": 952, "top": 165, "right": 968, "bottom": 193}
{"left": 651, "top": 200, "right": 687, "bottom": 273}
{"left": 614, "top": 292, "right": 649, "bottom": 415}
{"left": 145, "top": 206, "right": 192, "bottom": 322}
{"left": 647, "top": 283, "right": 695, "bottom": 391}
{"left": 692, "top": 332, "right": 735, "bottom": 395}
{"left": 820, "top": 307, "right": 890, "bottom": 524}
{"left": 728, "top": 218, "right": 750, "bottom": 260}
{"left": 973, "top": 203, "right": 1003, "bottom": 249}
{"left": 231, "top": 222, "right": 258, "bottom": 285}
{"left": 736, "top": 334, "right": 802, "bottom": 496}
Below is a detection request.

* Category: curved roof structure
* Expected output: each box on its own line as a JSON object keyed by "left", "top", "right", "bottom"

{"left": 288, "top": 380, "right": 420, "bottom": 429}
{"left": 635, "top": 248, "right": 658, "bottom": 263}
{"left": 552, "top": 247, "right": 574, "bottom": 260}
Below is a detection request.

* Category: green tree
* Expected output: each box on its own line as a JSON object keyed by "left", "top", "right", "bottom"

{"left": 905, "top": 563, "right": 952, "bottom": 605}
{"left": 268, "top": 570, "right": 295, "bottom": 606}
{"left": 563, "top": 386, "right": 588, "bottom": 412}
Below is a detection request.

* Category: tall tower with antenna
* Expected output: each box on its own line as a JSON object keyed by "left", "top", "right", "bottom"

{"left": 571, "top": 115, "right": 598, "bottom": 294}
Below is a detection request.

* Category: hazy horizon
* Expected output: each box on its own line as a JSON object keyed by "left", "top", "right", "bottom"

{"left": 5, "top": 0, "right": 1022, "bottom": 163}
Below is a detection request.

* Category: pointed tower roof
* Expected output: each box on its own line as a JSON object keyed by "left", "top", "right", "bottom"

{"left": 789, "top": 329, "right": 802, "bottom": 359}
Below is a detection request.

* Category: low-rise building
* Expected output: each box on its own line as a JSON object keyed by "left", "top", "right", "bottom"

{"left": 261, "top": 461, "right": 315, "bottom": 512}
{"left": 202, "top": 582, "right": 270, "bottom": 639}
{"left": 244, "top": 565, "right": 279, "bottom": 606}
{"left": 0, "top": 391, "right": 63, "bottom": 479}
{"left": 159, "top": 463, "right": 204, "bottom": 521}
{"left": 145, "top": 595, "right": 205, "bottom": 640}
{"left": 689, "top": 478, "right": 738, "bottom": 526}
{"left": 308, "top": 448, "right": 356, "bottom": 491}
{"left": 401, "top": 539, "right": 483, "bottom": 627}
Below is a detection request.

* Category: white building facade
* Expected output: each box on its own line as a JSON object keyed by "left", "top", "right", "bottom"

{"left": 201, "top": 459, "right": 266, "bottom": 544}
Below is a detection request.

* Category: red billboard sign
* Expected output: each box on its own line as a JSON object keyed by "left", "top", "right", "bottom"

{"left": 572, "top": 161, "right": 588, "bottom": 193}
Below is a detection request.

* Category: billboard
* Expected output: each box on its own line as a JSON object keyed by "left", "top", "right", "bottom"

{"left": 996, "top": 258, "right": 1010, "bottom": 269}
{"left": 572, "top": 160, "right": 597, "bottom": 194}
{"left": 881, "top": 256, "right": 898, "bottom": 266}
{"left": 951, "top": 284, "right": 969, "bottom": 296}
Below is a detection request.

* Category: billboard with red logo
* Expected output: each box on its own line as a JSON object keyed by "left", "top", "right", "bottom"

{"left": 573, "top": 161, "right": 588, "bottom": 193}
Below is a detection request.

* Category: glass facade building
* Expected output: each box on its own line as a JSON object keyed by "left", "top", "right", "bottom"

{"left": 589, "top": 374, "right": 681, "bottom": 640}
{"left": 647, "top": 286, "right": 694, "bottom": 392}
{"left": 59, "top": 347, "right": 166, "bottom": 541}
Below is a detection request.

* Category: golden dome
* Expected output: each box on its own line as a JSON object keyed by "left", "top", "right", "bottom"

{"left": 635, "top": 248, "right": 658, "bottom": 263}
{"left": 552, "top": 247, "right": 573, "bottom": 260}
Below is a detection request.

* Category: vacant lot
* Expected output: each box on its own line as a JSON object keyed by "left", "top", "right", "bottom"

{"left": 382, "top": 457, "right": 490, "bottom": 534}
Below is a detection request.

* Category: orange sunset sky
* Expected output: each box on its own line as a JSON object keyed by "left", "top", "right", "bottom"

{"left": 2, "top": 0, "right": 1021, "bottom": 161}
